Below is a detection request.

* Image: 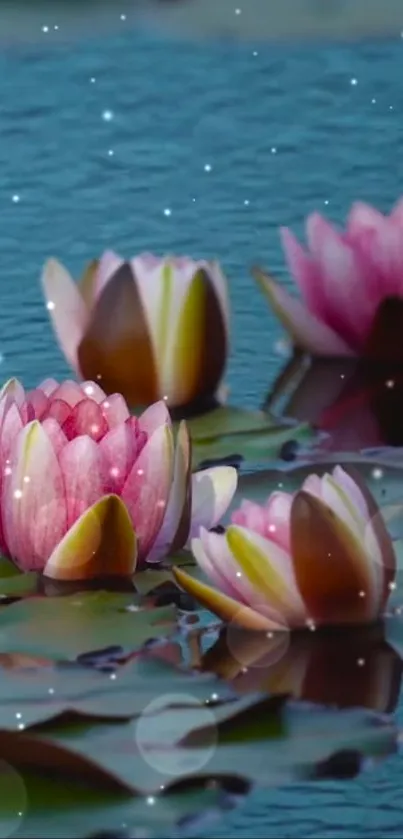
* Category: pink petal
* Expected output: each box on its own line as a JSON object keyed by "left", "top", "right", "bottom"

{"left": 254, "top": 269, "right": 353, "bottom": 357}
{"left": 390, "top": 197, "right": 403, "bottom": 226}
{"left": 41, "top": 259, "right": 88, "bottom": 372}
{"left": 264, "top": 491, "right": 293, "bottom": 552}
{"left": 51, "top": 380, "right": 88, "bottom": 407}
{"left": 44, "top": 399, "right": 72, "bottom": 427}
{"left": 100, "top": 394, "right": 130, "bottom": 428}
{"left": 231, "top": 500, "right": 267, "bottom": 534}
{"left": 281, "top": 227, "right": 327, "bottom": 320}
{"left": 2, "top": 421, "right": 67, "bottom": 571}
{"left": 332, "top": 466, "right": 369, "bottom": 519}
{"left": 41, "top": 418, "right": 68, "bottom": 458}
{"left": 121, "top": 424, "right": 174, "bottom": 563}
{"left": 137, "top": 400, "right": 171, "bottom": 436}
{"left": 347, "top": 202, "right": 385, "bottom": 239}
{"left": 25, "top": 389, "right": 49, "bottom": 420}
{"left": 99, "top": 422, "right": 144, "bottom": 494}
{"left": 95, "top": 250, "right": 124, "bottom": 299}
{"left": 38, "top": 378, "right": 59, "bottom": 397}
{"left": 306, "top": 214, "right": 376, "bottom": 346}
{"left": 0, "top": 404, "right": 24, "bottom": 461}
{"left": 62, "top": 399, "right": 108, "bottom": 443}
{"left": 59, "top": 436, "right": 104, "bottom": 529}
{"left": 79, "top": 381, "right": 107, "bottom": 403}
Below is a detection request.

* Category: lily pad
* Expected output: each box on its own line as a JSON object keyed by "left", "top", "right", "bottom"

{"left": 0, "top": 654, "right": 234, "bottom": 730}
{"left": 0, "top": 770, "right": 242, "bottom": 839}
{"left": 0, "top": 592, "right": 177, "bottom": 660}
{"left": 0, "top": 693, "right": 396, "bottom": 796}
{"left": 180, "top": 405, "right": 313, "bottom": 468}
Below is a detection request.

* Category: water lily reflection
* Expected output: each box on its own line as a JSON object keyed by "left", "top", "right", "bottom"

{"left": 201, "top": 625, "right": 403, "bottom": 713}
{"left": 265, "top": 354, "right": 403, "bottom": 451}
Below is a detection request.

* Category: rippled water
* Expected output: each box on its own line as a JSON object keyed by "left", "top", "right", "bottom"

{"left": 1, "top": 26, "right": 403, "bottom": 838}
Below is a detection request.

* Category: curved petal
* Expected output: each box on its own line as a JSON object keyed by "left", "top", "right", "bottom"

{"left": 291, "top": 491, "right": 377, "bottom": 625}
{"left": 94, "top": 250, "right": 124, "bottom": 299}
{"left": 100, "top": 393, "right": 130, "bottom": 428}
{"left": 252, "top": 267, "right": 353, "bottom": 357}
{"left": 2, "top": 421, "right": 66, "bottom": 571}
{"left": 172, "top": 566, "right": 285, "bottom": 631}
{"left": 187, "top": 465, "right": 238, "bottom": 542}
{"left": 166, "top": 267, "right": 228, "bottom": 408}
{"left": 263, "top": 491, "right": 293, "bottom": 552}
{"left": 38, "top": 378, "right": 59, "bottom": 397}
{"left": 121, "top": 423, "right": 174, "bottom": 563}
{"left": 226, "top": 525, "right": 306, "bottom": 627}
{"left": 0, "top": 404, "right": 24, "bottom": 461}
{"left": 77, "top": 262, "right": 159, "bottom": 407}
{"left": 51, "top": 380, "right": 88, "bottom": 408}
{"left": 137, "top": 400, "right": 171, "bottom": 436}
{"left": 77, "top": 259, "right": 100, "bottom": 310}
{"left": 59, "top": 436, "right": 104, "bottom": 529}
{"left": 146, "top": 421, "right": 191, "bottom": 563}
{"left": 80, "top": 381, "right": 107, "bottom": 403}
{"left": 41, "top": 259, "right": 88, "bottom": 372}
{"left": 0, "top": 378, "right": 26, "bottom": 409}
{"left": 43, "top": 494, "right": 136, "bottom": 581}
{"left": 62, "top": 399, "right": 108, "bottom": 443}
{"left": 99, "top": 422, "right": 145, "bottom": 494}
{"left": 281, "top": 227, "right": 327, "bottom": 319}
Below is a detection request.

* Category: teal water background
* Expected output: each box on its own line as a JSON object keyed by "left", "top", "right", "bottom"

{"left": 1, "top": 29, "right": 403, "bottom": 838}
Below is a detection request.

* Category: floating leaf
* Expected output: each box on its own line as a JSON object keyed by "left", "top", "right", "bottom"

{"left": 0, "top": 693, "right": 395, "bottom": 795}
{"left": 180, "top": 405, "right": 313, "bottom": 468}
{"left": 0, "top": 592, "right": 177, "bottom": 660}
{"left": 0, "top": 655, "right": 234, "bottom": 730}
{"left": 0, "top": 769, "right": 242, "bottom": 839}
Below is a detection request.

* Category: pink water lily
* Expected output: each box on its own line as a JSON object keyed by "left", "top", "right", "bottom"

{"left": 41, "top": 252, "right": 229, "bottom": 411}
{"left": 174, "top": 466, "right": 396, "bottom": 630}
{"left": 254, "top": 199, "right": 403, "bottom": 360}
{"left": 0, "top": 378, "right": 237, "bottom": 580}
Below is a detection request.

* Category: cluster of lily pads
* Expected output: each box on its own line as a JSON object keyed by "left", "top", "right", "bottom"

{"left": 1, "top": 197, "right": 403, "bottom": 836}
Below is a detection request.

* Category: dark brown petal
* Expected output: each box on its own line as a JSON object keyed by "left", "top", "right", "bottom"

{"left": 77, "top": 263, "right": 158, "bottom": 407}
{"left": 291, "top": 491, "right": 373, "bottom": 626}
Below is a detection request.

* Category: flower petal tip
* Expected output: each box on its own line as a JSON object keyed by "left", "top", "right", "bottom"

{"left": 43, "top": 494, "right": 136, "bottom": 581}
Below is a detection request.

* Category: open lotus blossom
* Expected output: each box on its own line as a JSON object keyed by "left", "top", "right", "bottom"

{"left": 173, "top": 466, "right": 396, "bottom": 630}
{"left": 41, "top": 252, "right": 229, "bottom": 411}
{"left": 0, "top": 378, "right": 237, "bottom": 580}
{"left": 254, "top": 199, "right": 403, "bottom": 362}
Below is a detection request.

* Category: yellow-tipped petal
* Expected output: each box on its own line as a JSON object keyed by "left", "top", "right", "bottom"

{"left": 43, "top": 494, "right": 136, "bottom": 581}
{"left": 78, "top": 259, "right": 100, "bottom": 309}
{"left": 291, "top": 490, "right": 375, "bottom": 626}
{"left": 225, "top": 525, "right": 303, "bottom": 620}
{"left": 172, "top": 566, "right": 280, "bottom": 631}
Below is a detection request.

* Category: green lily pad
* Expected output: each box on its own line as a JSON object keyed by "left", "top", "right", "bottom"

{"left": 180, "top": 405, "right": 314, "bottom": 468}
{"left": 0, "top": 558, "right": 37, "bottom": 599}
{"left": 0, "top": 654, "right": 234, "bottom": 730}
{"left": 0, "top": 769, "right": 239, "bottom": 839}
{"left": 0, "top": 592, "right": 177, "bottom": 660}
{"left": 0, "top": 693, "right": 396, "bottom": 796}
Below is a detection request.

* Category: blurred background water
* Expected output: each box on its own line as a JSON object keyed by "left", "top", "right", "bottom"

{"left": 1, "top": 25, "right": 403, "bottom": 838}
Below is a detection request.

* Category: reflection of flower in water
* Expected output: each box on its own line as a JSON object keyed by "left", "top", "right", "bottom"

{"left": 174, "top": 466, "right": 396, "bottom": 629}
{"left": 201, "top": 625, "right": 403, "bottom": 714}
{"left": 264, "top": 355, "right": 403, "bottom": 451}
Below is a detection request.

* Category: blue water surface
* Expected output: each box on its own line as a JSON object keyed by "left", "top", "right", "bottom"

{"left": 1, "top": 26, "right": 403, "bottom": 838}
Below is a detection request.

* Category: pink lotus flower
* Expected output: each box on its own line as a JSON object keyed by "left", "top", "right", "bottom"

{"left": 174, "top": 466, "right": 396, "bottom": 630}
{"left": 0, "top": 378, "right": 237, "bottom": 580}
{"left": 254, "top": 199, "right": 403, "bottom": 360}
{"left": 41, "top": 252, "right": 229, "bottom": 411}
